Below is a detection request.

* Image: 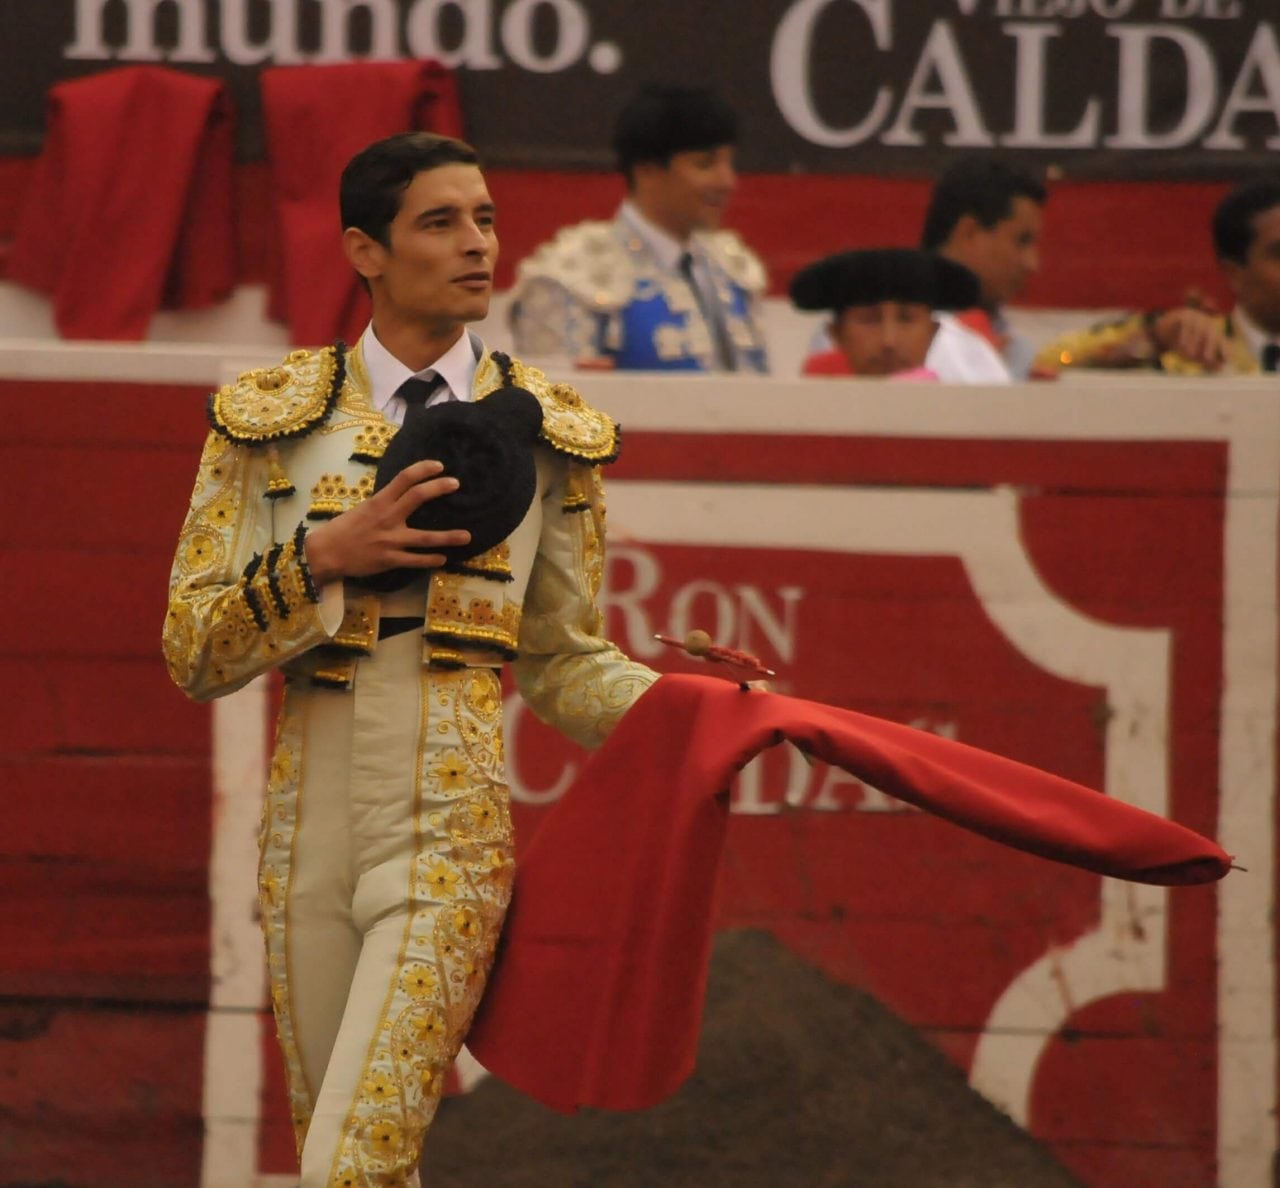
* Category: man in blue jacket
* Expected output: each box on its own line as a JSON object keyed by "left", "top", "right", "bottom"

{"left": 510, "top": 83, "right": 769, "bottom": 373}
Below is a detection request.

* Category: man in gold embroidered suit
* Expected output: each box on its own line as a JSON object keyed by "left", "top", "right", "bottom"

{"left": 1034, "top": 177, "right": 1280, "bottom": 377}
{"left": 163, "top": 133, "right": 656, "bottom": 1187}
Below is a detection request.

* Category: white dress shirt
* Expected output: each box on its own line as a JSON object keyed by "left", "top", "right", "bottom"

{"left": 362, "top": 323, "right": 482, "bottom": 425}
{"left": 619, "top": 201, "right": 677, "bottom": 268}
{"left": 1231, "top": 306, "right": 1280, "bottom": 371}
{"left": 929, "top": 314, "right": 1014, "bottom": 384}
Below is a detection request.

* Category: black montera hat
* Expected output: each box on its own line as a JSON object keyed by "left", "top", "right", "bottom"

{"left": 612, "top": 84, "right": 738, "bottom": 172}
{"left": 789, "top": 249, "right": 981, "bottom": 313}
{"left": 366, "top": 385, "right": 544, "bottom": 592}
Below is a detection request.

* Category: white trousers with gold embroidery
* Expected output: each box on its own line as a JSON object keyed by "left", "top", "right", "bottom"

{"left": 258, "top": 629, "right": 514, "bottom": 1187}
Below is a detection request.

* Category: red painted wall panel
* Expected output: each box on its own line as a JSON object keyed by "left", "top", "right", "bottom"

{"left": 0, "top": 1005, "right": 205, "bottom": 1188}
{"left": 0, "top": 158, "right": 1236, "bottom": 311}
{"left": 0, "top": 377, "right": 214, "bottom": 1183}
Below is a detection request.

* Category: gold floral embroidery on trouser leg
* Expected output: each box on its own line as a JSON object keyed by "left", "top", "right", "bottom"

{"left": 328, "top": 669, "right": 514, "bottom": 1188}
{"left": 259, "top": 696, "right": 315, "bottom": 1154}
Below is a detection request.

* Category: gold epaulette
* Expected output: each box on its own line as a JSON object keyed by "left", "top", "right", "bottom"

{"left": 700, "top": 229, "right": 768, "bottom": 295}
{"left": 474, "top": 351, "right": 620, "bottom": 466}
{"left": 208, "top": 345, "right": 346, "bottom": 445}
{"left": 512, "top": 220, "right": 635, "bottom": 313}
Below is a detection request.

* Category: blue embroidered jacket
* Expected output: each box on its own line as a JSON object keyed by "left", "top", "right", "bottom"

{"left": 509, "top": 210, "right": 769, "bottom": 373}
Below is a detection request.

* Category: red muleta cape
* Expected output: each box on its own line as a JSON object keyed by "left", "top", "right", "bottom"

{"left": 8, "top": 66, "right": 235, "bottom": 340}
{"left": 466, "top": 673, "right": 1230, "bottom": 1115}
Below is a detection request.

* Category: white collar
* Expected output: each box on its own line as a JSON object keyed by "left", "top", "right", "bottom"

{"left": 1231, "top": 305, "right": 1278, "bottom": 363}
{"left": 361, "top": 324, "right": 481, "bottom": 419}
{"left": 619, "top": 200, "right": 691, "bottom": 275}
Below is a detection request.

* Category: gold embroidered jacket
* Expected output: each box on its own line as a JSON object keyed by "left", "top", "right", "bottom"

{"left": 163, "top": 339, "right": 657, "bottom": 748}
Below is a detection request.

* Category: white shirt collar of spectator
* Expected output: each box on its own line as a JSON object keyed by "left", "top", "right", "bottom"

{"left": 619, "top": 199, "right": 688, "bottom": 275}
{"left": 1231, "top": 305, "right": 1277, "bottom": 363}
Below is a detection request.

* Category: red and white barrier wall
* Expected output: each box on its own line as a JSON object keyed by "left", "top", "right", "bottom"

{"left": 1, "top": 343, "right": 1276, "bottom": 1188}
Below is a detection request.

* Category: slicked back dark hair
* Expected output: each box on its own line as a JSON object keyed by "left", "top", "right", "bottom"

{"left": 1213, "top": 177, "right": 1280, "bottom": 265}
{"left": 612, "top": 84, "right": 737, "bottom": 186}
{"left": 340, "top": 132, "right": 481, "bottom": 247}
{"left": 921, "top": 157, "right": 1047, "bottom": 251}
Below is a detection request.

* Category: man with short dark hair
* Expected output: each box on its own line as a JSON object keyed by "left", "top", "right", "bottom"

{"left": 510, "top": 83, "right": 768, "bottom": 371}
{"left": 921, "top": 156, "right": 1047, "bottom": 379}
{"left": 163, "top": 130, "right": 655, "bottom": 1186}
{"left": 1208, "top": 177, "right": 1280, "bottom": 370}
{"left": 1036, "top": 177, "right": 1280, "bottom": 375}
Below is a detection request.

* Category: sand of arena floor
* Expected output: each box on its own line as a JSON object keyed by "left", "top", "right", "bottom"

{"left": 422, "top": 929, "right": 1082, "bottom": 1187}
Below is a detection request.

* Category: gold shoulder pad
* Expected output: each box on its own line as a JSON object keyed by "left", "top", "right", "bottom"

{"left": 208, "top": 345, "right": 346, "bottom": 444}
{"left": 513, "top": 220, "right": 636, "bottom": 313}
{"left": 700, "top": 230, "right": 768, "bottom": 295}
{"left": 480, "top": 353, "right": 620, "bottom": 465}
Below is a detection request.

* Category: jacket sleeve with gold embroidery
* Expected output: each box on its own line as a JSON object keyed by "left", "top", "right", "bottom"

{"left": 163, "top": 349, "right": 350, "bottom": 701}
{"left": 162, "top": 427, "right": 336, "bottom": 702}
{"left": 1032, "top": 311, "right": 1250, "bottom": 376}
{"left": 511, "top": 368, "right": 658, "bottom": 749}
{"left": 1033, "top": 313, "right": 1165, "bottom": 375}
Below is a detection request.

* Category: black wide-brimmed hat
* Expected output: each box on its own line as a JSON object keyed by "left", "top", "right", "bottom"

{"left": 365, "top": 384, "right": 544, "bottom": 592}
{"left": 789, "top": 249, "right": 980, "bottom": 314}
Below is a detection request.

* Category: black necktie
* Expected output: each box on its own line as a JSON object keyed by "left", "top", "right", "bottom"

{"left": 679, "top": 252, "right": 735, "bottom": 371}
{"left": 1262, "top": 343, "right": 1280, "bottom": 373}
{"left": 394, "top": 373, "right": 450, "bottom": 432}
{"left": 395, "top": 372, "right": 448, "bottom": 410}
